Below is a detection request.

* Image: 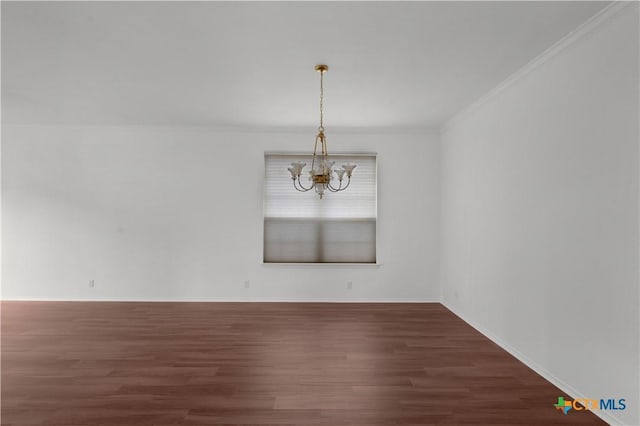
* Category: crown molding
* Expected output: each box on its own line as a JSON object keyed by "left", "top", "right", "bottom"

{"left": 1, "top": 122, "right": 439, "bottom": 136}
{"left": 441, "top": 1, "right": 637, "bottom": 135}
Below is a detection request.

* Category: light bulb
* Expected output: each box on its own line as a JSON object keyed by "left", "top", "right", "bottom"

{"left": 341, "top": 163, "right": 356, "bottom": 178}
{"left": 291, "top": 161, "right": 306, "bottom": 176}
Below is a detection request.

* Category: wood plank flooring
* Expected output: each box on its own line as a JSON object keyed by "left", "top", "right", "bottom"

{"left": 2, "top": 302, "right": 605, "bottom": 425}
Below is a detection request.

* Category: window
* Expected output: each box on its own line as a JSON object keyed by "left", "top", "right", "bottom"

{"left": 264, "top": 153, "right": 377, "bottom": 263}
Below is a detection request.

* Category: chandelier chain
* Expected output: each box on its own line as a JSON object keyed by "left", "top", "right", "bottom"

{"left": 319, "top": 70, "right": 324, "bottom": 132}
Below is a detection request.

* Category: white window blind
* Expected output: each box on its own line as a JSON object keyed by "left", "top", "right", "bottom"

{"left": 264, "top": 153, "right": 377, "bottom": 263}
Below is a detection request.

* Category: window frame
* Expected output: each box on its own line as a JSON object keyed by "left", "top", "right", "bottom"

{"left": 262, "top": 151, "right": 379, "bottom": 265}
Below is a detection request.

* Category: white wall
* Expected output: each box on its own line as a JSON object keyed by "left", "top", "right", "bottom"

{"left": 3, "top": 3, "right": 637, "bottom": 423}
{"left": 2, "top": 126, "right": 440, "bottom": 301}
{"left": 441, "top": 5, "right": 639, "bottom": 425}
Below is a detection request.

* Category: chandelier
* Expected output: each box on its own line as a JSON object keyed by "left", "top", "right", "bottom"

{"left": 288, "top": 64, "right": 356, "bottom": 199}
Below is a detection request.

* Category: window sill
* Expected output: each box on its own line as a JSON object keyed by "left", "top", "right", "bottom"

{"left": 261, "top": 262, "right": 382, "bottom": 267}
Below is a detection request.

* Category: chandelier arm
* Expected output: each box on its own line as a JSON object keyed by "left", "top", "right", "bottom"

{"left": 293, "top": 177, "right": 314, "bottom": 192}
{"left": 327, "top": 180, "right": 343, "bottom": 192}
{"left": 338, "top": 178, "right": 352, "bottom": 191}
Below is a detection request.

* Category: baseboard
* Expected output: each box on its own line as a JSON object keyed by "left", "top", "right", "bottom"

{"left": 1, "top": 297, "right": 441, "bottom": 303}
{"left": 441, "top": 301, "right": 624, "bottom": 426}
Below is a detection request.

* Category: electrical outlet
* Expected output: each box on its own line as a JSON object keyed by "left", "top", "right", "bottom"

{"left": 244, "top": 280, "right": 250, "bottom": 289}
{"left": 89, "top": 279, "right": 95, "bottom": 288}
{"left": 347, "top": 281, "right": 353, "bottom": 290}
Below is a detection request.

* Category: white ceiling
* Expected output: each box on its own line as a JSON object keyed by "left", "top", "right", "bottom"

{"left": 2, "top": 1, "right": 610, "bottom": 129}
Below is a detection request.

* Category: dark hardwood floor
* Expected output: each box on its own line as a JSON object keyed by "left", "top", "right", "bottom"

{"left": 2, "top": 302, "right": 605, "bottom": 425}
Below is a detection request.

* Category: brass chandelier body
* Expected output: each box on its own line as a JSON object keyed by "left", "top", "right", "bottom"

{"left": 288, "top": 64, "right": 356, "bottom": 199}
